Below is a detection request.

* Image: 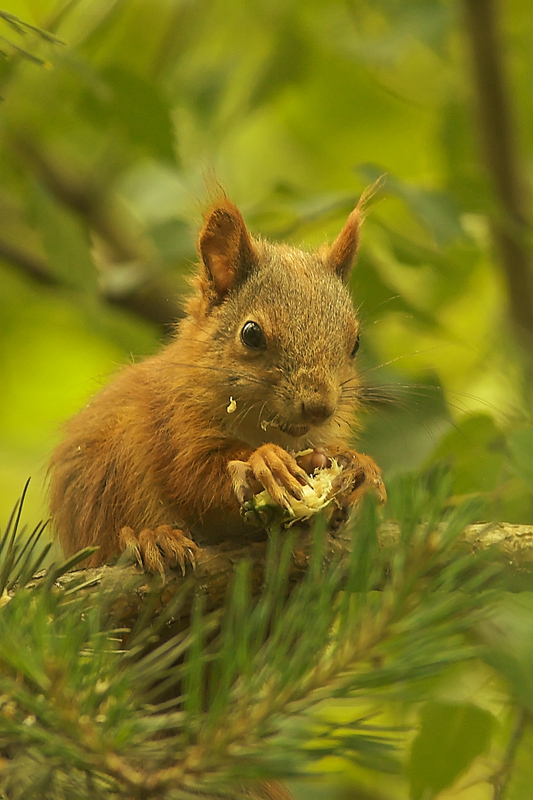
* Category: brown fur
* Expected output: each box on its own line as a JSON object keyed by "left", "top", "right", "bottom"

{"left": 49, "top": 194, "right": 384, "bottom": 570}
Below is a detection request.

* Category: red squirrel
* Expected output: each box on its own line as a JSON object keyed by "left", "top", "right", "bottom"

{"left": 49, "top": 195, "right": 385, "bottom": 573}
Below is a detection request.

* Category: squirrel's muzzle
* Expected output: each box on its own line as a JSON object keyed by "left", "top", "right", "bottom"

{"left": 299, "top": 398, "right": 335, "bottom": 424}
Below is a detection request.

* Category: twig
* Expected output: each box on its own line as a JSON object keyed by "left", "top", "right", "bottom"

{"left": 492, "top": 707, "right": 528, "bottom": 800}
{"left": 2, "top": 137, "right": 186, "bottom": 329}
{"left": 14, "top": 137, "right": 149, "bottom": 265}
{"left": 0, "top": 235, "right": 183, "bottom": 329}
{"left": 0, "top": 239, "right": 58, "bottom": 286}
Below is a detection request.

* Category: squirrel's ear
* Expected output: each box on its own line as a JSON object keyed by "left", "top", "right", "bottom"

{"left": 198, "top": 201, "right": 256, "bottom": 298}
{"left": 326, "top": 207, "right": 361, "bottom": 281}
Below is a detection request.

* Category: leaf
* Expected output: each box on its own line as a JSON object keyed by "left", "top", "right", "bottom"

{"left": 247, "top": 16, "right": 309, "bottom": 110}
{"left": 358, "top": 165, "right": 464, "bottom": 247}
{"left": 429, "top": 413, "right": 505, "bottom": 496}
{"left": 101, "top": 66, "right": 176, "bottom": 163}
{"left": 481, "top": 593, "right": 533, "bottom": 712}
{"left": 508, "top": 427, "right": 533, "bottom": 486}
{"left": 358, "top": 375, "right": 450, "bottom": 474}
{"left": 407, "top": 702, "right": 494, "bottom": 800}
{"left": 30, "top": 182, "right": 96, "bottom": 293}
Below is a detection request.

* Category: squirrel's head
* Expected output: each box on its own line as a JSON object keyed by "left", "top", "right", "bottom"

{"left": 186, "top": 196, "right": 366, "bottom": 449}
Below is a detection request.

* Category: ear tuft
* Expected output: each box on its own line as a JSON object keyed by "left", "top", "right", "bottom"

{"left": 198, "top": 199, "right": 256, "bottom": 299}
{"left": 327, "top": 207, "right": 361, "bottom": 281}
{"left": 327, "top": 179, "right": 384, "bottom": 281}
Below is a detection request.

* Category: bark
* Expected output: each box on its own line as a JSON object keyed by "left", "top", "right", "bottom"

{"left": 462, "top": 0, "right": 533, "bottom": 343}
{"left": 49, "top": 520, "right": 533, "bottom": 632}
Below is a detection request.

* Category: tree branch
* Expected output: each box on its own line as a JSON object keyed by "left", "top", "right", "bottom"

{"left": 0, "top": 239, "right": 59, "bottom": 286}
{"left": 462, "top": 0, "right": 533, "bottom": 343}
{"left": 0, "top": 235, "right": 184, "bottom": 330}
{"left": 3, "top": 137, "right": 186, "bottom": 330}
{"left": 491, "top": 707, "right": 529, "bottom": 800}
{"left": 15, "top": 137, "right": 148, "bottom": 265}
{"left": 51, "top": 521, "right": 533, "bottom": 633}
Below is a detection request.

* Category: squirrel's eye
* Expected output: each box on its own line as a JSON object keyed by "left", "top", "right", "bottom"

{"left": 241, "top": 321, "right": 266, "bottom": 350}
{"left": 350, "top": 333, "right": 360, "bottom": 358}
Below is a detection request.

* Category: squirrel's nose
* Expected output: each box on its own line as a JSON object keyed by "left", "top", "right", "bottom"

{"left": 299, "top": 398, "right": 335, "bottom": 424}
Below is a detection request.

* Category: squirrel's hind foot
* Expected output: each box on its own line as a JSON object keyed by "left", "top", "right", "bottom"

{"left": 119, "top": 524, "right": 198, "bottom": 576}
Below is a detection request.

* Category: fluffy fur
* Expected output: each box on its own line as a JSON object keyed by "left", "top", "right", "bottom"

{"left": 49, "top": 196, "right": 384, "bottom": 569}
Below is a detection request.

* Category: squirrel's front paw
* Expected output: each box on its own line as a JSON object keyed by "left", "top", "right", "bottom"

{"left": 119, "top": 525, "right": 198, "bottom": 576}
{"left": 330, "top": 448, "right": 387, "bottom": 509}
{"left": 296, "top": 447, "right": 386, "bottom": 530}
{"left": 228, "top": 444, "right": 311, "bottom": 513}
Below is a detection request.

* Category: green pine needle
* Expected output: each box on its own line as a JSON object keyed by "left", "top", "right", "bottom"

{"left": 0, "top": 471, "right": 499, "bottom": 798}
{"left": 0, "top": 10, "right": 65, "bottom": 69}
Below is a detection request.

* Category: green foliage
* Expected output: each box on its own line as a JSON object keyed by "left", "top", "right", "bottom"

{"left": 483, "top": 594, "right": 533, "bottom": 714}
{"left": 0, "top": 473, "right": 521, "bottom": 799}
{"left": 0, "top": 0, "right": 532, "bottom": 525}
{"left": 0, "top": 9, "right": 64, "bottom": 65}
{"left": 407, "top": 702, "right": 494, "bottom": 800}
{"left": 0, "top": 1, "right": 532, "bottom": 797}
{"left": 0, "top": 480, "right": 51, "bottom": 594}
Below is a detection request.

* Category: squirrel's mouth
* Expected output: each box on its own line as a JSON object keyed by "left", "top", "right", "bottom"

{"left": 258, "top": 417, "right": 310, "bottom": 438}
{"left": 278, "top": 422, "right": 310, "bottom": 438}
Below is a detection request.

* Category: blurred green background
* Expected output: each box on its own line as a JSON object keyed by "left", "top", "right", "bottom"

{"left": 0, "top": 0, "right": 532, "bottom": 531}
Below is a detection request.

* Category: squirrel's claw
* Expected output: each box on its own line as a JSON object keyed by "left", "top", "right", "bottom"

{"left": 119, "top": 525, "right": 198, "bottom": 577}
{"left": 230, "top": 445, "right": 387, "bottom": 531}
{"left": 228, "top": 460, "right": 262, "bottom": 505}
{"left": 229, "top": 443, "right": 309, "bottom": 513}
{"left": 331, "top": 449, "right": 387, "bottom": 507}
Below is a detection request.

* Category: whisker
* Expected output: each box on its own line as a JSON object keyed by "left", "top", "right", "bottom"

{"left": 360, "top": 382, "right": 517, "bottom": 421}
{"left": 355, "top": 294, "right": 402, "bottom": 323}
{"left": 162, "top": 359, "right": 269, "bottom": 390}
{"left": 355, "top": 384, "right": 489, "bottom": 456}
{"left": 359, "top": 346, "right": 453, "bottom": 376}
{"left": 232, "top": 399, "right": 260, "bottom": 428}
